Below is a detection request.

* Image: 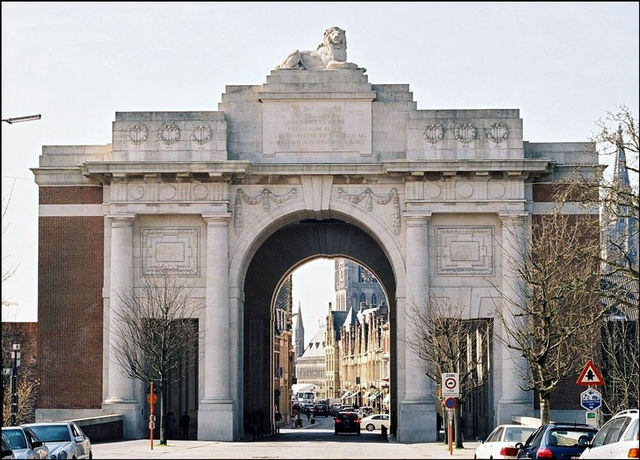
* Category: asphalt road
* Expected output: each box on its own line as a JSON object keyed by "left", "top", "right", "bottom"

{"left": 91, "top": 416, "right": 480, "bottom": 458}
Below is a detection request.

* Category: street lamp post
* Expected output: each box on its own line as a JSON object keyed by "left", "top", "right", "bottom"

{"left": 1, "top": 114, "right": 42, "bottom": 124}
{"left": 10, "top": 343, "right": 21, "bottom": 425}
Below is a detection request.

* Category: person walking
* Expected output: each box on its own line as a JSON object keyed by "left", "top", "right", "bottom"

{"left": 179, "top": 411, "right": 191, "bottom": 439}
{"left": 165, "top": 411, "right": 177, "bottom": 440}
{"left": 274, "top": 410, "right": 282, "bottom": 434}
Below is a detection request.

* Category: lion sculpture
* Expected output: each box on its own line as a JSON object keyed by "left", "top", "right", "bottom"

{"left": 274, "top": 26, "right": 363, "bottom": 71}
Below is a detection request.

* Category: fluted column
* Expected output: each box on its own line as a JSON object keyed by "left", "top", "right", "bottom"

{"left": 403, "top": 213, "right": 432, "bottom": 402}
{"left": 105, "top": 214, "right": 136, "bottom": 403}
{"left": 497, "top": 213, "right": 532, "bottom": 422}
{"left": 202, "top": 213, "right": 232, "bottom": 402}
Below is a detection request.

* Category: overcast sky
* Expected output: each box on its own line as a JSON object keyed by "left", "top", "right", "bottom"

{"left": 2, "top": 3, "right": 638, "bottom": 335}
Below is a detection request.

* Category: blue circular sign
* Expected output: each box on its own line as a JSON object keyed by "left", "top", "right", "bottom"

{"left": 444, "top": 397, "right": 457, "bottom": 409}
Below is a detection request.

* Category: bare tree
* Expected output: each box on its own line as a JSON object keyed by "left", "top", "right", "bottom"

{"left": 112, "top": 270, "right": 201, "bottom": 445}
{"left": 407, "top": 297, "right": 492, "bottom": 448}
{"left": 494, "top": 205, "right": 605, "bottom": 424}
{"left": 2, "top": 368, "right": 38, "bottom": 426}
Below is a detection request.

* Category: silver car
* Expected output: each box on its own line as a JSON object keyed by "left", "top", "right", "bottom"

{"left": 1, "top": 427, "right": 48, "bottom": 460}
{"left": 23, "top": 423, "right": 92, "bottom": 460}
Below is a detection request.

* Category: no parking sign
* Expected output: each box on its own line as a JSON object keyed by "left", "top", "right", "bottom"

{"left": 442, "top": 373, "right": 459, "bottom": 398}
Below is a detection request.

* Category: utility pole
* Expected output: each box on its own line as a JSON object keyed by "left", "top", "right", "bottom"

{"left": 10, "top": 343, "right": 21, "bottom": 425}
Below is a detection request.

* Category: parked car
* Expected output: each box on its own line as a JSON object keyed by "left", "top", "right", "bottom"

{"left": 1, "top": 435, "right": 15, "bottom": 460}
{"left": 474, "top": 424, "right": 536, "bottom": 459}
{"left": 515, "top": 423, "right": 597, "bottom": 459}
{"left": 1, "top": 427, "right": 48, "bottom": 460}
{"left": 313, "top": 404, "right": 329, "bottom": 417}
{"left": 334, "top": 411, "right": 361, "bottom": 435}
{"left": 24, "top": 422, "right": 92, "bottom": 460}
{"left": 361, "top": 413, "right": 390, "bottom": 432}
{"left": 579, "top": 409, "right": 639, "bottom": 459}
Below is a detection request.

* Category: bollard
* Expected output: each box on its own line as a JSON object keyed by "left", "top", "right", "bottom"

{"left": 381, "top": 424, "right": 388, "bottom": 440}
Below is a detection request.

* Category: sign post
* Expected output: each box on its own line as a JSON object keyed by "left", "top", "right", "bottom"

{"left": 577, "top": 361, "right": 603, "bottom": 429}
{"left": 147, "top": 382, "right": 158, "bottom": 450}
{"left": 442, "top": 374, "right": 459, "bottom": 454}
{"left": 447, "top": 408, "right": 454, "bottom": 455}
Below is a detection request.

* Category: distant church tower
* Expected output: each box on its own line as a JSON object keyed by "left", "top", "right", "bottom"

{"left": 604, "top": 125, "right": 639, "bottom": 272}
{"left": 334, "top": 258, "right": 386, "bottom": 312}
{"left": 294, "top": 302, "right": 305, "bottom": 357}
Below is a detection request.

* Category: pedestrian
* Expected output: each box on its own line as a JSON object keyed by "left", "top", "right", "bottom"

{"left": 165, "top": 411, "right": 177, "bottom": 440}
{"left": 274, "top": 410, "right": 282, "bottom": 434}
{"left": 179, "top": 411, "right": 190, "bottom": 439}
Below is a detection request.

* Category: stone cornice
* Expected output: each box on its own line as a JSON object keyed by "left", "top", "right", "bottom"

{"left": 383, "top": 159, "right": 551, "bottom": 176}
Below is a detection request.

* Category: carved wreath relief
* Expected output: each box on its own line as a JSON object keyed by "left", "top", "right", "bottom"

{"left": 233, "top": 188, "right": 299, "bottom": 234}
{"left": 423, "top": 122, "right": 445, "bottom": 144}
{"left": 191, "top": 125, "right": 212, "bottom": 145}
{"left": 486, "top": 122, "right": 509, "bottom": 144}
{"left": 126, "top": 124, "right": 148, "bottom": 145}
{"left": 454, "top": 122, "right": 478, "bottom": 145}
{"left": 158, "top": 123, "right": 181, "bottom": 145}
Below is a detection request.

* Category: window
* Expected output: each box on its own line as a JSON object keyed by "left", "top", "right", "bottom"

{"left": 623, "top": 419, "right": 638, "bottom": 441}
{"left": 525, "top": 427, "right": 544, "bottom": 447}
{"left": 486, "top": 426, "right": 504, "bottom": 442}
{"left": 592, "top": 419, "right": 614, "bottom": 447}
{"left": 604, "top": 417, "right": 631, "bottom": 445}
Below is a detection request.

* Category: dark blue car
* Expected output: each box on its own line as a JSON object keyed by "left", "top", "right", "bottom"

{"left": 516, "top": 423, "right": 597, "bottom": 459}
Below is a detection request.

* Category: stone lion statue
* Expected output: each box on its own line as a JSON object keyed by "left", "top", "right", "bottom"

{"left": 274, "top": 26, "right": 363, "bottom": 71}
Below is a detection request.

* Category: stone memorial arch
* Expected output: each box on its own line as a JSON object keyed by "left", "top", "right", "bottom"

{"left": 33, "top": 27, "right": 598, "bottom": 442}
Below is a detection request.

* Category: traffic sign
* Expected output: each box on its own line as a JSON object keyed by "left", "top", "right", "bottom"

{"left": 444, "top": 397, "right": 457, "bottom": 409}
{"left": 577, "top": 360, "right": 604, "bottom": 386}
{"left": 442, "top": 373, "right": 460, "bottom": 398}
{"left": 580, "top": 388, "right": 602, "bottom": 411}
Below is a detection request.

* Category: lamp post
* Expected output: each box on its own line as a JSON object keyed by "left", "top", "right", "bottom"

{"left": 1, "top": 114, "right": 41, "bottom": 124}
{"left": 10, "top": 343, "right": 21, "bottom": 425}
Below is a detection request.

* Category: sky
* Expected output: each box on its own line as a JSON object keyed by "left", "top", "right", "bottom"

{"left": 2, "top": 2, "right": 639, "bottom": 329}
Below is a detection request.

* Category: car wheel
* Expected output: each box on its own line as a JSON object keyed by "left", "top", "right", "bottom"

{"left": 366, "top": 424, "right": 375, "bottom": 432}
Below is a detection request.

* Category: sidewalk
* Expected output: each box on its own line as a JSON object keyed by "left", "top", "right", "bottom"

{"left": 91, "top": 437, "right": 481, "bottom": 459}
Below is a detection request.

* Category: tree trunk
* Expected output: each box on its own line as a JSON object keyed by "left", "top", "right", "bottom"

{"left": 539, "top": 391, "right": 551, "bottom": 425}
{"left": 454, "top": 403, "right": 464, "bottom": 448}
{"left": 159, "top": 385, "right": 167, "bottom": 445}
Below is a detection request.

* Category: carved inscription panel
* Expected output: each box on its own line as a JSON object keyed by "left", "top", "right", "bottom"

{"left": 142, "top": 227, "right": 199, "bottom": 276}
{"left": 263, "top": 100, "right": 372, "bottom": 156}
{"left": 436, "top": 226, "right": 494, "bottom": 276}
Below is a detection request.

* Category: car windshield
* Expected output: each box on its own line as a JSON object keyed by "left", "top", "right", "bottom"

{"left": 3, "top": 429, "right": 27, "bottom": 449}
{"left": 28, "top": 425, "right": 71, "bottom": 442}
{"left": 548, "top": 428, "right": 595, "bottom": 447}
{"left": 505, "top": 427, "right": 536, "bottom": 442}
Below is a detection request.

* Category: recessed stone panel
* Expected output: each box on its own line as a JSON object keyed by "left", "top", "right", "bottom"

{"left": 263, "top": 100, "right": 372, "bottom": 156}
{"left": 436, "top": 226, "right": 494, "bottom": 275}
{"left": 142, "top": 227, "right": 199, "bottom": 276}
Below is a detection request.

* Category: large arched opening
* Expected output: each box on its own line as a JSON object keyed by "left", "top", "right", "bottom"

{"left": 242, "top": 218, "right": 397, "bottom": 438}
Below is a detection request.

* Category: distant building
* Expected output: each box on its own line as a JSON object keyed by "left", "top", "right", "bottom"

{"left": 273, "top": 275, "right": 294, "bottom": 423}
{"left": 295, "top": 327, "right": 326, "bottom": 393}
{"left": 334, "top": 258, "right": 386, "bottom": 313}
{"left": 294, "top": 303, "right": 305, "bottom": 358}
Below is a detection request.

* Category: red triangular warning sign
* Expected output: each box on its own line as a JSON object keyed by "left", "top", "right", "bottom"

{"left": 577, "top": 360, "right": 604, "bottom": 386}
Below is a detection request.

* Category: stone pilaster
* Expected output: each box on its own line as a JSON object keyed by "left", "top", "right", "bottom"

{"left": 103, "top": 213, "right": 141, "bottom": 439}
{"left": 496, "top": 213, "right": 532, "bottom": 423}
{"left": 105, "top": 214, "right": 136, "bottom": 404}
{"left": 198, "top": 213, "right": 234, "bottom": 440}
{"left": 398, "top": 213, "right": 437, "bottom": 442}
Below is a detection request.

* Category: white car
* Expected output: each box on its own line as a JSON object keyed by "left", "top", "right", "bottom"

{"left": 23, "top": 422, "right": 92, "bottom": 460}
{"left": 360, "top": 413, "right": 390, "bottom": 432}
{"left": 1, "top": 427, "right": 49, "bottom": 460}
{"left": 474, "top": 424, "right": 536, "bottom": 459}
{"left": 579, "top": 409, "right": 639, "bottom": 459}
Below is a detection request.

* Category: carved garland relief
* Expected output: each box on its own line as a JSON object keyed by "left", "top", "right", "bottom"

{"left": 233, "top": 188, "right": 299, "bottom": 234}
{"left": 336, "top": 187, "right": 401, "bottom": 235}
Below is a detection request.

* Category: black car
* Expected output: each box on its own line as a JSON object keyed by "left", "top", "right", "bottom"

{"left": 314, "top": 404, "right": 329, "bottom": 417}
{"left": 334, "top": 411, "right": 361, "bottom": 435}
{"left": 515, "top": 423, "right": 597, "bottom": 459}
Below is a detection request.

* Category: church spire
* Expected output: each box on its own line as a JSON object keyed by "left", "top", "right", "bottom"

{"left": 613, "top": 125, "right": 631, "bottom": 189}
{"left": 295, "top": 301, "right": 305, "bottom": 357}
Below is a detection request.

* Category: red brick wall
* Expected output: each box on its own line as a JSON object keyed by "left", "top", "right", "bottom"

{"left": 38, "top": 211, "right": 104, "bottom": 409}
{"left": 39, "top": 186, "right": 102, "bottom": 205}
